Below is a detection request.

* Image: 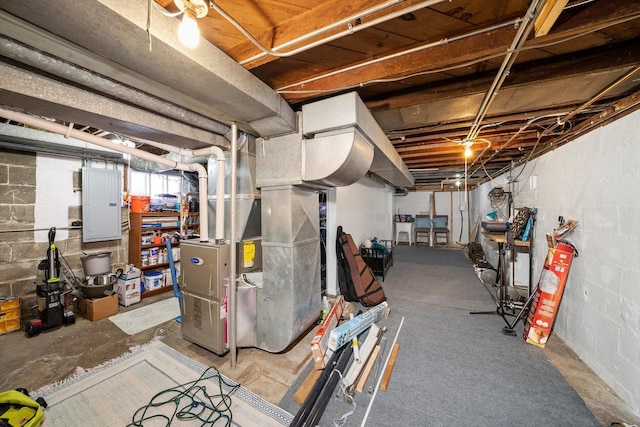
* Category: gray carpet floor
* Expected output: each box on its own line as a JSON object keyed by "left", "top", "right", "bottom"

{"left": 280, "top": 245, "right": 600, "bottom": 426}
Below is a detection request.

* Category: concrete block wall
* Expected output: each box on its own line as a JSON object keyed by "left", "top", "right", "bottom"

{"left": 470, "top": 109, "right": 640, "bottom": 417}
{"left": 395, "top": 190, "right": 433, "bottom": 216}
{"left": 0, "top": 149, "right": 128, "bottom": 303}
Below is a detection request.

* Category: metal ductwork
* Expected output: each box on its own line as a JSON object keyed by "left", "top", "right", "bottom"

{"left": 128, "top": 156, "right": 174, "bottom": 173}
{"left": 395, "top": 187, "right": 409, "bottom": 196}
{"left": 253, "top": 91, "right": 412, "bottom": 352}
{"left": 303, "top": 127, "right": 374, "bottom": 187}
{"left": 0, "top": 123, "right": 123, "bottom": 161}
{"left": 0, "top": 1, "right": 297, "bottom": 142}
{"left": 302, "top": 92, "right": 414, "bottom": 189}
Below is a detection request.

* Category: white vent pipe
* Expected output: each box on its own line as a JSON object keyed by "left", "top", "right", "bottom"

{"left": 0, "top": 108, "right": 215, "bottom": 242}
{"left": 129, "top": 137, "right": 226, "bottom": 242}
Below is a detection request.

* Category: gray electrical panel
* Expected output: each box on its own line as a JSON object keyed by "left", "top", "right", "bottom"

{"left": 82, "top": 167, "right": 121, "bottom": 242}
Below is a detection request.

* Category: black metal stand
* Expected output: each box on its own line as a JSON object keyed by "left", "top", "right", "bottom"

{"left": 471, "top": 240, "right": 533, "bottom": 335}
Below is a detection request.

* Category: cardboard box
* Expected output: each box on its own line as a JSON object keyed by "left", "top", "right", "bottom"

{"left": 78, "top": 293, "right": 119, "bottom": 321}
{"left": 523, "top": 242, "right": 576, "bottom": 347}
{"left": 328, "top": 302, "right": 389, "bottom": 352}
{"left": 310, "top": 295, "right": 345, "bottom": 369}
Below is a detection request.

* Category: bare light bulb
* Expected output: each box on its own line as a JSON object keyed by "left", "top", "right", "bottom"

{"left": 464, "top": 145, "right": 472, "bottom": 158}
{"left": 178, "top": 9, "right": 200, "bottom": 48}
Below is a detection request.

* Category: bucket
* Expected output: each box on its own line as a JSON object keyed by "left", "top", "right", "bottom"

{"left": 81, "top": 252, "right": 112, "bottom": 276}
{"left": 131, "top": 196, "right": 151, "bottom": 213}
{"left": 144, "top": 271, "right": 162, "bottom": 291}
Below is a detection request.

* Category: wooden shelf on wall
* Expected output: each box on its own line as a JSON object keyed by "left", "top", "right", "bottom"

{"left": 129, "top": 212, "right": 179, "bottom": 299}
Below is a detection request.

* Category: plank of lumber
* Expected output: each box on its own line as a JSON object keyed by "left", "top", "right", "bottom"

{"left": 356, "top": 345, "right": 381, "bottom": 393}
{"left": 379, "top": 343, "right": 400, "bottom": 391}
{"left": 293, "top": 368, "right": 323, "bottom": 405}
{"left": 292, "top": 352, "right": 312, "bottom": 374}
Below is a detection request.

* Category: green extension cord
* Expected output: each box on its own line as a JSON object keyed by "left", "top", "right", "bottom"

{"left": 127, "top": 366, "right": 240, "bottom": 426}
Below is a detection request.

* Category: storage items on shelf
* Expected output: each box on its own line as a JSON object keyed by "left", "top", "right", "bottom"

{"left": 150, "top": 194, "right": 179, "bottom": 212}
{"left": 129, "top": 212, "right": 180, "bottom": 299}
{"left": 130, "top": 195, "right": 151, "bottom": 213}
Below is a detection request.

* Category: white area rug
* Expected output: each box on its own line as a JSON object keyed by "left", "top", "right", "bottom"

{"left": 109, "top": 297, "right": 180, "bottom": 335}
{"left": 34, "top": 340, "right": 293, "bottom": 426}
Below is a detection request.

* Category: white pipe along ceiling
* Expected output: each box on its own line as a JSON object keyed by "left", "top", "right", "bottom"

{"left": 125, "top": 137, "right": 227, "bottom": 243}
{"left": 0, "top": 108, "right": 217, "bottom": 245}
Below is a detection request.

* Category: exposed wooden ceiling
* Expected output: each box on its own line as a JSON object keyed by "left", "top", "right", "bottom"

{"left": 158, "top": 0, "right": 640, "bottom": 190}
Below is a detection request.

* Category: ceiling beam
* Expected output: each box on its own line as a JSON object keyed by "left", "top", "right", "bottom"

{"left": 277, "top": 0, "right": 640, "bottom": 102}
{"left": 373, "top": 64, "right": 639, "bottom": 132}
{"left": 366, "top": 41, "right": 640, "bottom": 113}
{"left": 534, "top": 0, "right": 569, "bottom": 37}
{"left": 278, "top": 22, "right": 521, "bottom": 100}
{"left": 228, "top": 0, "right": 434, "bottom": 69}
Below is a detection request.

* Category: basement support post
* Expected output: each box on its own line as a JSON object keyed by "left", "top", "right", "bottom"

{"left": 230, "top": 122, "right": 238, "bottom": 368}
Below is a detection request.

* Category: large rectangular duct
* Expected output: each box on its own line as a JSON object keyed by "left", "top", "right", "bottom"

{"left": 302, "top": 92, "right": 414, "bottom": 188}
{"left": 258, "top": 185, "right": 321, "bottom": 352}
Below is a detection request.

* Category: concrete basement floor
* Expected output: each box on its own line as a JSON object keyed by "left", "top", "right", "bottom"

{"left": 1, "top": 293, "right": 639, "bottom": 426}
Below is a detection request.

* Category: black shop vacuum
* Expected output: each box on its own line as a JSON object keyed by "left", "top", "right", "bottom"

{"left": 26, "top": 227, "right": 75, "bottom": 337}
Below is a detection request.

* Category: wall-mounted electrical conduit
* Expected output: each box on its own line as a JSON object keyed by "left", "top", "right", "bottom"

{"left": 469, "top": 65, "right": 640, "bottom": 182}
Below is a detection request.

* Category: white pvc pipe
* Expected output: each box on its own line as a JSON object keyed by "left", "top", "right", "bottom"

{"left": 130, "top": 137, "right": 227, "bottom": 242}
{"left": 0, "top": 108, "right": 210, "bottom": 241}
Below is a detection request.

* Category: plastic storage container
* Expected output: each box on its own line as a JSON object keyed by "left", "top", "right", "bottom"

{"left": 143, "top": 271, "right": 163, "bottom": 291}
{"left": 0, "top": 297, "right": 21, "bottom": 335}
{"left": 131, "top": 196, "right": 151, "bottom": 213}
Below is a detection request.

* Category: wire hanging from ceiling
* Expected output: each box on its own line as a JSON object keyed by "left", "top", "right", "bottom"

{"left": 275, "top": 11, "right": 640, "bottom": 95}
